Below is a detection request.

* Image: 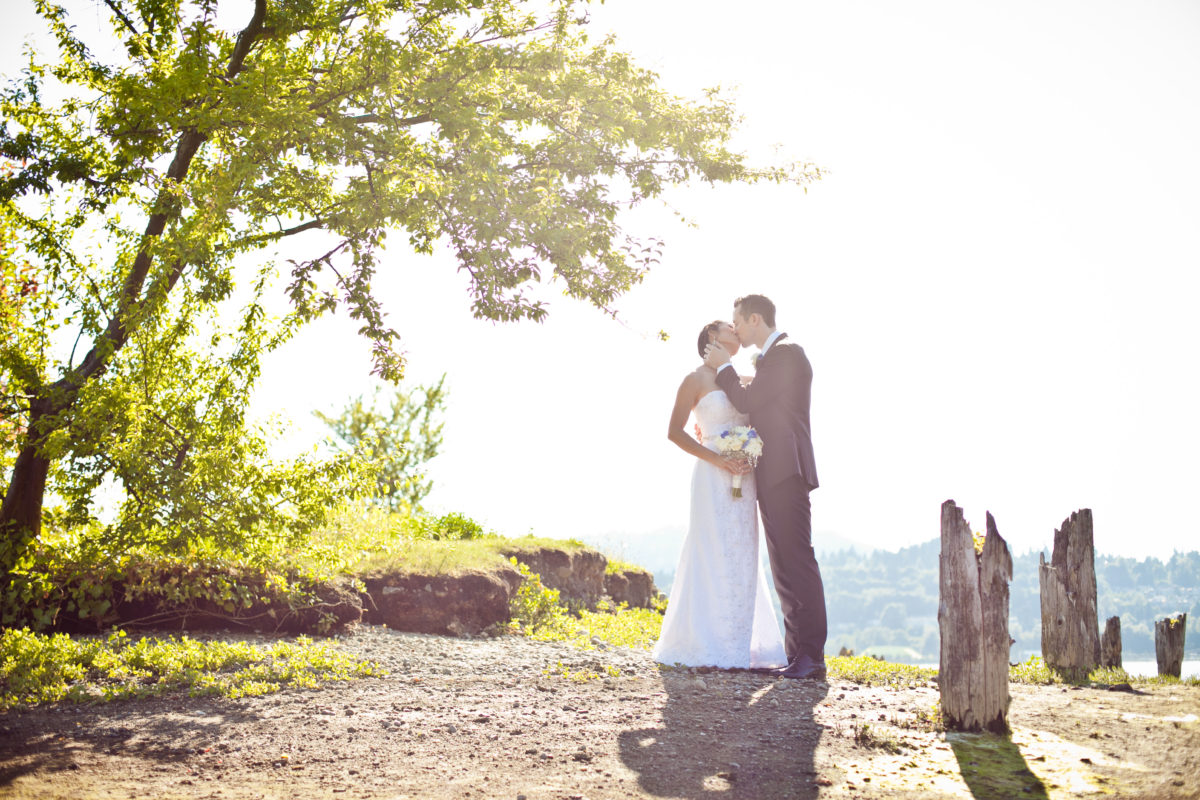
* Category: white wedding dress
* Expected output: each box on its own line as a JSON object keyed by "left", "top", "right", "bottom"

{"left": 653, "top": 390, "right": 788, "bottom": 669}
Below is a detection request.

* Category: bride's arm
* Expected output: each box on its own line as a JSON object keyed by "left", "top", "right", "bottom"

{"left": 667, "top": 375, "right": 746, "bottom": 474}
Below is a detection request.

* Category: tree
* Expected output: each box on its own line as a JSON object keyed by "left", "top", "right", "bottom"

{"left": 315, "top": 377, "right": 447, "bottom": 511}
{"left": 0, "top": 0, "right": 820, "bottom": 576}
{"left": 878, "top": 602, "right": 907, "bottom": 630}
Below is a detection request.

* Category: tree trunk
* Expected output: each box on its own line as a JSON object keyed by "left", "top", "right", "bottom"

{"left": 1100, "top": 616, "right": 1122, "bottom": 669}
{"left": 0, "top": 399, "right": 54, "bottom": 580}
{"left": 1038, "top": 509, "right": 1100, "bottom": 673}
{"left": 1155, "top": 613, "right": 1187, "bottom": 678}
{"left": 939, "top": 500, "right": 1012, "bottom": 733}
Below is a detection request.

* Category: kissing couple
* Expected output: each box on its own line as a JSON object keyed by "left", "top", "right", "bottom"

{"left": 654, "top": 294, "right": 828, "bottom": 680}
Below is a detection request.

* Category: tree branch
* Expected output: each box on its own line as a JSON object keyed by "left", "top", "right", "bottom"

{"left": 340, "top": 112, "right": 432, "bottom": 127}
{"left": 64, "top": 0, "right": 270, "bottom": 393}
{"left": 102, "top": 0, "right": 140, "bottom": 39}
{"left": 224, "top": 218, "right": 326, "bottom": 253}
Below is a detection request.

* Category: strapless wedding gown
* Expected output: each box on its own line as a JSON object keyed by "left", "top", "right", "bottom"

{"left": 653, "top": 390, "right": 787, "bottom": 669}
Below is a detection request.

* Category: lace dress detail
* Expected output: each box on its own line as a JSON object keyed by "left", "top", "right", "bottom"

{"left": 652, "top": 391, "right": 787, "bottom": 669}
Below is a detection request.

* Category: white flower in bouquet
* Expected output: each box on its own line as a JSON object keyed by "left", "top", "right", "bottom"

{"left": 716, "top": 426, "right": 762, "bottom": 498}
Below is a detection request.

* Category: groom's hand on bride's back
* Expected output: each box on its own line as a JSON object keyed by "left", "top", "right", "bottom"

{"left": 703, "top": 343, "right": 731, "bottom": 369}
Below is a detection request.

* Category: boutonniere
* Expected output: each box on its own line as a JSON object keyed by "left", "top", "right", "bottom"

{"left": 753, "top": 352, "right": 764, "bottom": 371}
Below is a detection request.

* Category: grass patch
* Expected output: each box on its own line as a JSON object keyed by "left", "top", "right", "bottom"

{"left": 852, "top": 721, "right": 908, "bottom": 753}
{"left": 603, "top": 557, "right": 649, "bottom": 576}
{"left": 827, "top": 655, "right": 937, "bottom": 688}
{"left": 0, "top": 628, "right": 385, "bottom": 709}
{"left": 355, "top": 535, "right": 591, "bottom": 577}
{"left": 1009, "top": 655, "right": 1200, "bottom": 687}
{"left": 300, "top": 507, "right": 590, "bottom": 577}
{"left": 542, "top": 660, "right": 623, "bottom": 683}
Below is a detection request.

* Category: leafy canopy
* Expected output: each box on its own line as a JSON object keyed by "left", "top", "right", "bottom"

{"left": 0, "top": 0, "right": 817, "bottom": 556}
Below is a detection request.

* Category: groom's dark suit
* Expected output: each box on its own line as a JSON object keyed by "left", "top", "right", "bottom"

{"left": 715, "top": 333, "right": 827, "bottom": 664}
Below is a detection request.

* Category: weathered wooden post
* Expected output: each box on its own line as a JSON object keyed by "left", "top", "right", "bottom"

{"left": 939, "top": 500, "right": 1013, "bottom": 732}
{"left": 1155, "top": 613, "right": 1187, "bottom": 678}
{"left": 1038, "top": 509, "right": 1100, "bottom": 673}
{"left": 1100, "top": 616, "right": 1122, "bottom": 669}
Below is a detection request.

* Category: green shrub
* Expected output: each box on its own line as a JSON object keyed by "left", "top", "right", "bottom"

{"left": 577, "top": 600, "right": 662, "bottom": 649}
{"left": 507, "top": 559, "right": 584, "bottom": 644}
{"left": 507, "top": 560, "right": 661, "bottom": 650}
{"left": 399, "top": 510, "right": 491, "bottom": 542}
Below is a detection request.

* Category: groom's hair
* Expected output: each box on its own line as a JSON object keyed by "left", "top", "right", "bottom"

{"left": 696, "top": 320, "right": 723, "bottom": 357}
{"left": 735, "top": 294, "right": 776, "bottom": 327}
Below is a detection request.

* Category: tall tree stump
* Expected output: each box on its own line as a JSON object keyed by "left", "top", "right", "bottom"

{"left": 1100, "top": 616, "right": 1122, "bottom": 669}
{"left": 1038, "top": 509, "right": 1100, "bottom": 673}
{"left": 1155, "top": 613, "right": 1187, "bottom": 678}
{"left": 939, "top": 500, "right": 1013, "bottom": 732}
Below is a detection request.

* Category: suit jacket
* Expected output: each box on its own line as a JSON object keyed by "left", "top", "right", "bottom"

{"left": 715, "top": 334, "right": 819, "bottom": 494}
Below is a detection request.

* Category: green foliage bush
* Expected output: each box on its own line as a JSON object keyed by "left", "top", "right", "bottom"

{"left": 0, "top": 628, "right": 384, "bottom": 709}
{"left": 577, "top": 600, "right": 663, "bottom": 650}
{"left": 402, "top": 510, "right": 491, "bottom": 542}
{"left": 507, "top": 559, "right": 662, "bottom": 650}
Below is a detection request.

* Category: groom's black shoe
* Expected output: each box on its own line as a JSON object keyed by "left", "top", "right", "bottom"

{"left": 777, "top": 654, "right": 826, "bottom": 680}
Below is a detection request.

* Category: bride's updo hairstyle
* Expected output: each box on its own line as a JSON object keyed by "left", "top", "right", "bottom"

{"left": 696, "top": 320, "right": 724, "bottom": 358}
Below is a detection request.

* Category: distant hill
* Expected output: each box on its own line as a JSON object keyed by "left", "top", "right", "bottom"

{"left": 584, "top": 530, "right": 1199, "bottom": 663}
{"left": 583, "top": 526, "right": 873, "bottom": 584}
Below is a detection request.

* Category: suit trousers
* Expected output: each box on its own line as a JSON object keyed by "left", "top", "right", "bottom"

{"left": 758, "top": 474, "right": 828, "bottom": 663}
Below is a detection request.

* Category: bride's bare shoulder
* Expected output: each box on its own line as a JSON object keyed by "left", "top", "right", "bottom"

{"left": 684, "top": 365, "right": 719, "bottom": 384}
{"left": 675, "top": 368, "right": 715, "bottom": 401}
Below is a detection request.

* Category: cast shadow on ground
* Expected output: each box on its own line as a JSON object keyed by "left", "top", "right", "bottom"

{"left": 949, "top": 731, "right": 1049, "bottom": 800}
{"left": 618, "top": 669, "right": 829, "bottom": 799}
{"left": 0, "top": 694, "right": 267, "bottom": 780}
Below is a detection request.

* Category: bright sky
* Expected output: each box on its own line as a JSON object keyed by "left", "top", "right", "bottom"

{"left": 5, "top": 1, "right": 1199, "bottom": 559}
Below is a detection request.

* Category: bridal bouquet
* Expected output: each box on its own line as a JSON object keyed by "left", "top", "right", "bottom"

{"left": 716, "top": 426, "right": 763, "bottom": 498}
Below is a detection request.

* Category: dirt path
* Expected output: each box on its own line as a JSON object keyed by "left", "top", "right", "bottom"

{"left": 2, "top": 624, "right": 1197, "bottom": 799}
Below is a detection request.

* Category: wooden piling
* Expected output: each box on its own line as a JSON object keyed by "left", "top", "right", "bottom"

{"left": 938, "top": 500, "right": 1012, "bottom": 732}
{"left": 1038, "top": 509, "right": 1100, "bottom": 673}
{"left": 1100, "top": 616, "right": 1122, "bottom": 669}
{"left": 1155, "top": 613, "right": 1187, "bottom": 678}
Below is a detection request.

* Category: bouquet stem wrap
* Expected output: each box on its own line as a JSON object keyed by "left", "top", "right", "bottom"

{"left": 716, "top": 426, "right": 763, "bottom": 499}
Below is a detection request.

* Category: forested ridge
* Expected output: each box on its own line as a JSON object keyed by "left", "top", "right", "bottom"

{"left": 818, "top": 540, "right": 1200, "bottom": 661}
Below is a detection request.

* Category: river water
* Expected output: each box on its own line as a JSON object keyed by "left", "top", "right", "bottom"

{"left": 916, "top": 659, "right": 1199, "bottom": 679}
{"left": 1120, "top": 659, "right": 1199, "bottom": 680}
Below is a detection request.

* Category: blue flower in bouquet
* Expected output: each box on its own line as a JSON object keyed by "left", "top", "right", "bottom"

{"left": 715, "top": 426, "right": 763, "bottom": 497}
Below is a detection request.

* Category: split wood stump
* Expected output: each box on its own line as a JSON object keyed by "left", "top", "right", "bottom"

{"left": 938, "top": 500, "right": 1013, "bottom": 732}
{"left": 1155, "top": 613, "right": 1187, "bottom": 678}
{"left": 1039, "top": 509, "right": 1100, "bottom": 673}
{"left": 1100, "top": 616, "right": 1122, "bottom": 669}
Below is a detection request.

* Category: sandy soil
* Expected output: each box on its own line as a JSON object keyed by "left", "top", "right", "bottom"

{"left": 1, "top": 624, "right": 1198, "bottom": 800}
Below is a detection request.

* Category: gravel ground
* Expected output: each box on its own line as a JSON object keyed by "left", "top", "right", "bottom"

{"left": 2, "top": 623, "right": 1198, "bottom": 799}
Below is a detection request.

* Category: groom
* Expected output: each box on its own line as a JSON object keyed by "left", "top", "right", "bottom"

{"left": 704, "top": 294, "right": 828, "bottom": 680}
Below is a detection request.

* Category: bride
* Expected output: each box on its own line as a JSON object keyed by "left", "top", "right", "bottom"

{"left": 653, "top": 320, "right": 787, "bottom": 669}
